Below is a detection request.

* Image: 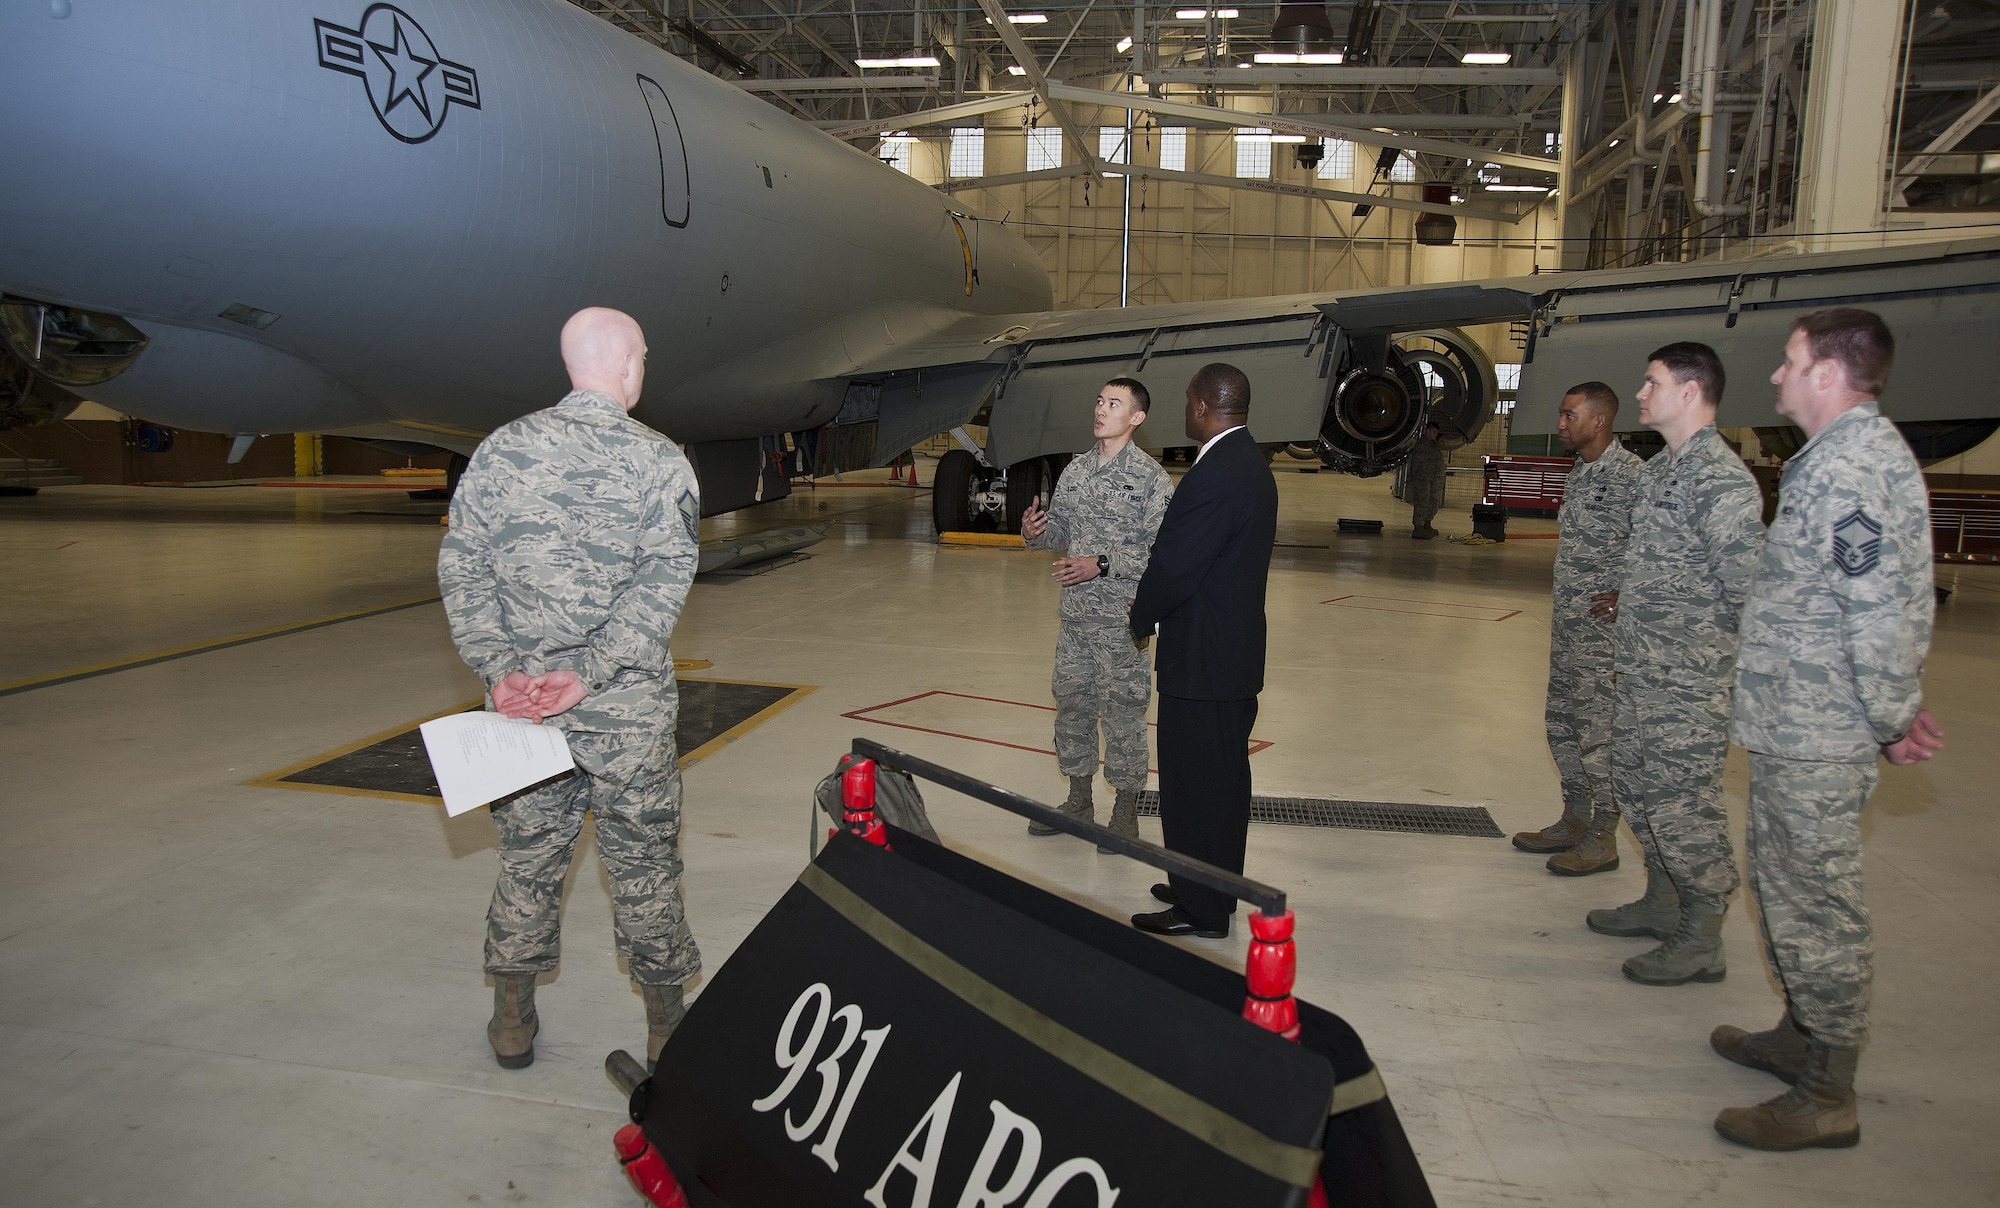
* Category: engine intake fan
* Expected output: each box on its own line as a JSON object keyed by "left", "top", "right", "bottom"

{"left": 1315, "top": 328, "right": 1495, "bottom": 476}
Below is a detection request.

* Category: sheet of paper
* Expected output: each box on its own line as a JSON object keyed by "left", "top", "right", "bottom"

{"left": 420, "top": 711, "right": 576, "bottom": 816}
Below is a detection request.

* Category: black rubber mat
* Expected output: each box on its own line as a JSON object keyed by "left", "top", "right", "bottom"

{"left": 278, "top": 678, "right": 805, "bottom": 799}
{"left": 1132, "top": 790, "right": 1503, "bottom": 838}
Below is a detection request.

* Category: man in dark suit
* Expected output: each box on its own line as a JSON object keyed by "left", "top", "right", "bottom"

{"left": 1127, "top": 363, "right": 1278, "bottom": 938}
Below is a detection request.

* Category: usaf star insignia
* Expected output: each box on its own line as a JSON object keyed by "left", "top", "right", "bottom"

{"left": 316, "top": 4, "right": 480, "bottom": 144}
{"left": 1832, "top": 508, "right": 1884, "bottom": 576}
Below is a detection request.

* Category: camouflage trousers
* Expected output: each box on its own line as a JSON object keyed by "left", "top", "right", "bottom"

{"left": 1612, "top": 669, "right": 1741, "bottom": 901}
{"left": 485, "top": 725, "right": 700, "bottom": 987}
{"left": 1747, "top": 752, "right": 1878, "bottom": 1047}
{"left": 1545, "top": 629, "right": 1618, "bottom": 830}
{"left": 1410, "top": 481, "right": 1443, "bottom": 530}
{"left": 1051, "top": 619, "right": 1152, "bottom": 791}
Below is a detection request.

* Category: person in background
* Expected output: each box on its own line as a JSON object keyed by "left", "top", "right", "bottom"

{"left": 1586, "top": 342, "right": 1764, "bottom": 987}
{"left": 1512, "top": 382, "right": 1643, "bottom": 877}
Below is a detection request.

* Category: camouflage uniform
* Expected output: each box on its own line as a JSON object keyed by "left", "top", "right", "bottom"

{"left": 1406, "top": 438, "right": 1446, "bottom": 533}
{"left": 1546, "top": 443, "right": 1642, "bottom": 832}
{"left": 1025, "top": 442, "right": 1173, "bottom": 789}
{"left": 1612, "top": 424, "right": 1765, "bottom": 902}
{"left": 1730, "top": 402, "right": 1933, "bottom": 1047}
{"left": 438, "top": 389, "right": 703, "bottom": 987}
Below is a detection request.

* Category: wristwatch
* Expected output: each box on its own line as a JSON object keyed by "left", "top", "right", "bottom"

{"left": 1096, "top": 555, "right": 1110, "bottom": 577}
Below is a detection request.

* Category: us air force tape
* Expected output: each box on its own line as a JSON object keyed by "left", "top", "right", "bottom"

{"left": 632, "top": 828, "right": 1433, "bottom": 1207}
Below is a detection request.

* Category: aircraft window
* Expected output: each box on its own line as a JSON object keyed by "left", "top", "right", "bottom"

{"left": 636, "top": 75, "right": 691, "bottom": 228}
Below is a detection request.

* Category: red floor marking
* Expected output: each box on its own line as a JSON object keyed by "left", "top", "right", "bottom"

{"left": 842, "top": 689, "right": 1273, "bottom": 771}
{"left": 1320, "top": 594, "right": 1522, "bottom": 622}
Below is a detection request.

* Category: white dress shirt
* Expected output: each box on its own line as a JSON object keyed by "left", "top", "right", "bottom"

{"left": 1195, "top": 424, "right": 1246, "bottom": 463}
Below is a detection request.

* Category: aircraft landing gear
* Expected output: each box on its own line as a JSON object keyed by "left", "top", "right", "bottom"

{"left": 931, "top": 449, "right": 1052, "bottom": 535}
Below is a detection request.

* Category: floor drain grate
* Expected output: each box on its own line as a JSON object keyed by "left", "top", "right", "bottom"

{"left": 1133, "top": 791, "right": 1503, "bottom": 838}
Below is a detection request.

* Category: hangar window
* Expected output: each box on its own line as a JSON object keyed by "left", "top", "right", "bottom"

{"left": 881, "top": 136, "right": 914, "bottom": 174}
{"left": 1158, "top": 126, "right": 1188, "bottom": 172}
{"left": 1235, "top": 128, "right": 1272, "bottom": 179}
{"left": 1389, "top": 152, "right": 1416, "bottom": 182}
{"left": 1316, "top": 137, "right": 1354, "bottom": 180}
{"left": 1027, "top": 127, "right": 1063, "bottom": 171}
{"left": 1099, "top": 126, "right": 1128, "bottom": 165}
{"left": 636, "top": 75, "right": 691, "bottom": 228}
{"left": 950, "top": 128, "right": 985, "bottom": 178}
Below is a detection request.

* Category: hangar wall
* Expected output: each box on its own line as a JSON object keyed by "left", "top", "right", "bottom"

{"left": 899, "top": 124, "right": 1558, "bottom": 369}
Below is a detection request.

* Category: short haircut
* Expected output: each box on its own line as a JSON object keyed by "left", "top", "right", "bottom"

{"left": 1647, "top": 342, "right": 1725, "bottom": 408}
{"left": 1792, "top": 307, "right": 1895, "bottom": 396}
{"left": 1103, "top": 376, "right": 1151, "bottom": 414}
{"left": 1564, "top": 380, "right": 1620, "bottom": 419}
{"left": 1189, "top": 362, "right": 1251, "bottom": 415}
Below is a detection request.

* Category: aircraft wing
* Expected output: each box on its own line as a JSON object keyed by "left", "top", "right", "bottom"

{"left": 835, "top": 233, "right": 2000, "bottom": 476}
{"left": 830, "top": 284, "right": 1532, "bottom": 473}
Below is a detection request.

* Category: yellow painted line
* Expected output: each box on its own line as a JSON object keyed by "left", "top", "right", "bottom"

{"left": 250, "top": 675, "right": 816, "bottom": 806}
{"left": 0, "top": 595, "right": 444, "bottom": 699}
{"left": 938, "top": 531, "right": 1027, "bottom": 548}
{"left": 242, "top": 698, "right": 482, "bottom": 794}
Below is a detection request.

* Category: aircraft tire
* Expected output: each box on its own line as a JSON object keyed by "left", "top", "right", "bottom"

{"left": 932, "top": 448, "right": 979, "bottom": 533}
{"left": 1004, "top": 456, "right": 1053, "bottom": 534}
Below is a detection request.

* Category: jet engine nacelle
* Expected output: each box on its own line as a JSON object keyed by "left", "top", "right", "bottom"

{"left": 1316, "top": 328, "right": 1496, "bottom": 477}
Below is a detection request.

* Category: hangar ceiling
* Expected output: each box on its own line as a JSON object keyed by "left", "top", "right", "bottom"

{"left": 570, "top": 1, "right": 2000, "bottom": 269}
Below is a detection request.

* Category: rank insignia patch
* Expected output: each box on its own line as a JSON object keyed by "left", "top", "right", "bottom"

{"left": 1832, "top": 508, "right": 1884, "bottom": 576}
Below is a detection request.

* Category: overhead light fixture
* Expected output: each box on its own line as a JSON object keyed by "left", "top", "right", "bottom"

{"left": 1006, "top": 64, "right": 1027, "bottom": 75}
{"left": 880, "top": 131, "right": 919, "bottom": 144}
{"left": 1270, "top": 133, "right": 1308, "bottom": 143}
{"left": 1253, "top": 52, "right": 1343, "bottom": 63}
{"left": 1116, "top": 36, "right": 1133, "bottom": 53}
{"left": 1008, "top": 13, "right": 1049, "bottom": 23}
{"left": 857, "top": 55, "right": 941, "bottom": 68}
{"left": 1176, "top": 9, "right": 1238, "bottom": 19}
{"left": 1669, "top": 91, "right": 1683, "bottom": 103}
{"left": 1461, "top": 51, "right": 1511, "bottom": 64}
{"left": 1236, "top": 60, "right": 1252, "bottom": 68}
{"left": 1235, "top": 127, "right": 1274, "bottom": 139}
{"left": 1653, "top": 93, "right": 1664, "bottom": 102}
{"left": 1485, "top": 183, "right": 1549, "bottom": 192}
{"left": 1608, "top": 138, "right": 1621, "bottom": 147}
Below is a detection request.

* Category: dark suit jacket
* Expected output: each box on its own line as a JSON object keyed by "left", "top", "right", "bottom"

{"left": 1129, "top": 428, "right": 1278, "bottom": 700}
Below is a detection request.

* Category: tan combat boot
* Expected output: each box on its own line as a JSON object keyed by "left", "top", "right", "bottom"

{"left": 643, "top": 983, "right": 686, "bottom": 1074}
{"left": 1512, "top": 805, "right": 1590, "bottom": 853}
{"left": 1586, "top": 858, "right": 1680, "bottom": 939}
{"left": 487, "top": 974, "right": 539, "bottom": 1069}
{"left": 1711, "top": 1012, "right": 1810, "bottom": 1085}
{"left": 1547, "top": 825, "right": 1619, "bottom": 876}
{"left": 1714, "top": 1041, "right": 1861, "bottom": 1150}
{"left": 1097, "top": 787, "right": 1141, "bottom": 853}
{"left": 1030, "top": 775, "right": 1094, "bottom": 836}
{"left": 1622, "top": 894, "right": 1727, "bottom": 985}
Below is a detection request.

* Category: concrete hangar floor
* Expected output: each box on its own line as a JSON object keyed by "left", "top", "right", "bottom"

{"left": 1, "top": 456, "right": 1995, "bottom": 1208}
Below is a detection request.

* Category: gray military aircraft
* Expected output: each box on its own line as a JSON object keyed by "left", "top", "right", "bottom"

{"left": 5, "top": 0, "right": 1998, "bottom": 528}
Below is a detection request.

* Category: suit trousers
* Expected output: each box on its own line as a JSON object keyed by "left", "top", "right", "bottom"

{"left": 1157, "top": 693, "right": 1259, "bottom": 930}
